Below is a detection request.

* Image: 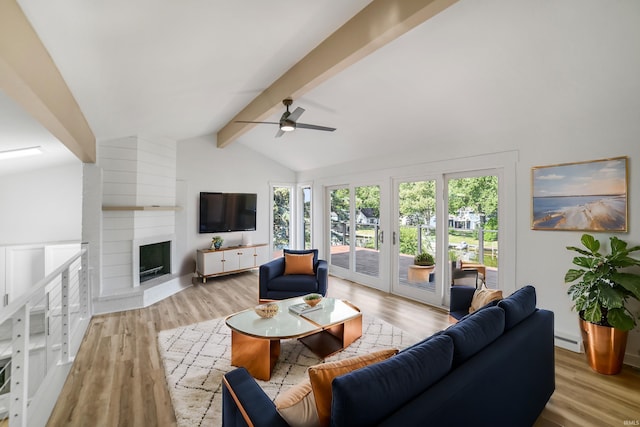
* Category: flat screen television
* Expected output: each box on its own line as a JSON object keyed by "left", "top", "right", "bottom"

{"left": 199, "top": 192, "right": 257, "bottom": 233}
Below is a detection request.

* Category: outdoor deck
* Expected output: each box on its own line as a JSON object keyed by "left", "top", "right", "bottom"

{"left": 330, "top": 247, "right": 498, "bottom": 292}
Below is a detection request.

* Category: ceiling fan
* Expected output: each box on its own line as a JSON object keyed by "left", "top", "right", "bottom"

{"left": 236, "top": 98, "right": 336, "bottom": 138}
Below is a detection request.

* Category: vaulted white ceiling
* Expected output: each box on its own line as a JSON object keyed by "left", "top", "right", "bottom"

{"left": 2, "top": 0, "right": 640, "bottom": 174}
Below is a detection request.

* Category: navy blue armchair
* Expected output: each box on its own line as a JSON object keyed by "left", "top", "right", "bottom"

{"left": 258, "top": 249, "right": 328, "bottom": 302}
{"left": 448, "top": 285, "right": 476, "bottom": 322}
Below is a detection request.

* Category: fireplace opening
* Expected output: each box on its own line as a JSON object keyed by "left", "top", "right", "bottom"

{"left": 139, "top": 241, "right": 171, "bottom": 283}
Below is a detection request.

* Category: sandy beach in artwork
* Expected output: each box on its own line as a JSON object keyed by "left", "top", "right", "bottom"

{"left": 532, "top": 196, "right": 626, "bottom": 230}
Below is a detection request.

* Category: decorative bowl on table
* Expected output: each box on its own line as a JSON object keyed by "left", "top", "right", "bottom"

{"left": 254, "top": 303, "right": 279, "bottom": 318}
{"left": 303, "top": 293, "right": 323, "bottom": 307}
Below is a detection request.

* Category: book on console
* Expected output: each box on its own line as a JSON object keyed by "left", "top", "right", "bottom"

{"left": 289, "top": 303, "right": 322, "bottom": 315}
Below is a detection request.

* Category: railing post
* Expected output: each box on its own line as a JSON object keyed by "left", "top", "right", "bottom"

{"left": 61, "top": 267, "right": 71, "bottom": 364}
{"left": 374, "top": 225, "right": 379, "bottom": 250}
{"left": 80, "top": 245, "right": 90, "bottom": 319}
{"left": 417, "top": 225, "right": 423, "bottom": 254}
{"left": 10, "top": 304, "right": 30, "bottom": 427}
{"left": 478, "top": 228, "right": 485, "bottom": 264}
{"left": 342, "top": 222, "right": 347, "bottom": 245}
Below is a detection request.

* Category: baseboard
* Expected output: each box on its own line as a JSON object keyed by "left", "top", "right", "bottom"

{"left": 93, "top": 289, "right": 145, "bottom": 315}
{"left": 142, "top": 274, "right": 193, "bottom": 307}
{"left": 92, "top": 274, "right": 193, "bottom": 315}
{"left": 554, "top": 332, "right": 583, "bottom": 353}
{"left": 623, "top": 352, "right": 640, "bottom": 369}
{"left": 27, "top": 361, "right": 73, "bottom": 427}
{"left": 26, "top": 316, "right": 89, "bottom": 427}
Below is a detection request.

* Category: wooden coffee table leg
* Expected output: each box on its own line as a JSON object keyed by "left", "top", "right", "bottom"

{"left": 324, "top": 314, "right": 362, "bottom": 348}
{"left": 342, "top": 314, "right": 363, "bottom": 348}
{"left": 230, "top": 330, "right": 280, "bottom": 381}
{"left": 299, "top": 314, "right": 363, "bottom": 359}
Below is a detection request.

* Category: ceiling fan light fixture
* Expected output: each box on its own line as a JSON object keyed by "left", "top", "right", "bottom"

{"left": 280, "top": 120, "right": 295, "bottom": 132}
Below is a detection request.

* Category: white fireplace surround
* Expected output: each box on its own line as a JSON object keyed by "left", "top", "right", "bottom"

{"left": 132, "top": 234, "right": 177, "bottom": 287}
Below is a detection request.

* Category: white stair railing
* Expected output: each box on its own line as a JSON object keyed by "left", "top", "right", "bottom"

{"left": 0, "top": 243, "right": 91, "bottom": 427}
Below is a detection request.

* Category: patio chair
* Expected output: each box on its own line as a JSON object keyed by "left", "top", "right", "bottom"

{"left": 451, "top": 260, "right": 481, "bottom": 288}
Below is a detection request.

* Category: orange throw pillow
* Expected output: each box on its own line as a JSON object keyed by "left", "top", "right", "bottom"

{"left": 308, "top": 349, "right": 398, "bottom": 426}
{"left": 284, "top": 253, "right": 315, "bottom": 275}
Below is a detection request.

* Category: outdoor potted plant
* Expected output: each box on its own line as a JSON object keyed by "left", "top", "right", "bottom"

{"left": 414, "top": 251, "right": 435, "bottom": 267}
{"left": 408, "top": 252, "right": 435, "bottom": 282}
{"left": 564, "top": 233, "right": 640, "bottom": 374}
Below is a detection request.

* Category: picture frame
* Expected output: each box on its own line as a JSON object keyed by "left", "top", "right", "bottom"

{"left": 531, "top": 156, "right": 628, "bottom": 231}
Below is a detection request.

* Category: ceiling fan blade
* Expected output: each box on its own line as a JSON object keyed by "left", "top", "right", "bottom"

{"left": 275, "top": 128, "right": 285, "bottom": 138}
{"left": 235, "top": 120, "right": 280, "bottom": 125}
{"left": 287, "top": 107, "right": 305, "bottom": 122}
{"left": 296, "top": 122, "right": 336, "bottom": 132}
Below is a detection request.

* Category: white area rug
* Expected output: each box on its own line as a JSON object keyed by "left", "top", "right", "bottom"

{"left": 157, "top": 314, "right": 420, "bottom": 426}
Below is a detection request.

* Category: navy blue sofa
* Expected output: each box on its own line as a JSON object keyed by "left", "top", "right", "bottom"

{"left": 222, "top": 285, "right": 555, "bottom": 426}
{"left": 259, "top": 249, "right": 328, "bottom": 302}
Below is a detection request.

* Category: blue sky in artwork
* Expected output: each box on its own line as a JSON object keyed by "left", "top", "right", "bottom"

{"left": 533, "top": 158, "right": 627, "bottom": 197}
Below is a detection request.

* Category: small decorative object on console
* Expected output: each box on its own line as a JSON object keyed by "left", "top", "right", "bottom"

{"left": 211, "top": 236, "right": 224, "bottom": 250}
{"left": 254, "top": 303, "right": 279, "bottom": 318}
{"left": 303, "top": 293, "right": 323, "bottom": 307}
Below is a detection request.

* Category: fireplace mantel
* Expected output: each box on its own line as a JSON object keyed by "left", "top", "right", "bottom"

{"left": 102, "top": 205, "right": 181, "bottom": 211}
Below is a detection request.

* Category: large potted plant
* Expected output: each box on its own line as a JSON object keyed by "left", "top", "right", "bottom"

{"left": 564, "top": 233, "right": 640, "bottom": 374}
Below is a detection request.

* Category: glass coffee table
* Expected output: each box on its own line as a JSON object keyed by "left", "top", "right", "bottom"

{"left": 225, "top": 297, "right": 362, "bottom": 380}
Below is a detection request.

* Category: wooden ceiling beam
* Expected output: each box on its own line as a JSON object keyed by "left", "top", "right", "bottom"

{"left": 0, "top": 0, "right": 96, "bottom": 163}
{"left": 216, "top": 0, "right": 458, "bottom": 148}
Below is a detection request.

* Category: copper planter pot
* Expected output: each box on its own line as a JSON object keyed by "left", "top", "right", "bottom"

{"left": 579, "top": 318, "right": 628, "bottom": 375}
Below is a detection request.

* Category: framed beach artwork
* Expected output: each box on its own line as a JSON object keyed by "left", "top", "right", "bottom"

{"left": 531, "top": 156, "right": 628, "bottom": 231}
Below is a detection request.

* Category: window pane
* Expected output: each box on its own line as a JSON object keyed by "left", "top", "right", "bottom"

{"left": 302, "top": 186, "right": 312, "bottom": 249}
{"left": 355, "top": 185, "right": 380, "bottom": 278}
{"left": 329, "top": 188, "right": 350, "bottom": 269}
{"left": 273, "top": 186, "right": 291, "bottom": 258}
{"left": 448, "top": 175, "right": 498, "bottom": 288}
{"left": 398, "top": 180, "right": 437, "bottom": 292}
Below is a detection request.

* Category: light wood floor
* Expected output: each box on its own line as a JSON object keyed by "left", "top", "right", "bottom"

{"left": 46, "top": 272, "right": 640, "bottom": 427}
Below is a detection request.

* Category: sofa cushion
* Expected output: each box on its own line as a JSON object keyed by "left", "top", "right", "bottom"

{"left": 331, "top": 334, "right": 453, "bottom": 427}
{"left": 308, "top": 348, "right": 398, "bottom": 427}
{"left": 284, "top": 253, "right": 315, "bottom": 275}
{"left": 444, "top": 306, "right": 505, "bottom": 367}
{"left": 267, "top": 275, "right": 318, "bottom": 292}
{"left": 498, "top": 285, "right": 537, "bottom": 330}
{"left": 455, "top": 298, "right": 501, "bottom": 323}
{"left": 274, "top": 378, "right": 320, "bottom": 427}
{"left": 469, "top": 285, "right": 503, "bottom": 313}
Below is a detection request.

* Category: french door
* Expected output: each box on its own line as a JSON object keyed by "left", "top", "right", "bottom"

{"left": 445, "top": 172, "right": 500, "bottom": 294}
{"left": 391, "top": 170, "right": 501, "bottom": 306}
{"left": 391, "top": 177, "right": 442, "bottom": 305}
{"left": 327, "top": 183, "right": 385, "bottom": 290}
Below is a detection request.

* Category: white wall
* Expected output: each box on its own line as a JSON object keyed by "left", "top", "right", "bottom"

{"left": 0, "top": 162, "right": 82, "bottom": 245}
{"left": 0, "top": 162, "right": 82, "bottom": 303}
{"left": 176, "top": 134, "right": 295, "bottom": 275}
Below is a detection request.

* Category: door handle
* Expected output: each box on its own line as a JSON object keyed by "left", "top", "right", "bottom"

{"left": 393, "top": 231, "right": 397, "bottom": 245}
{"left": 379, "top": 230, "right": 384, "bottom": 244}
